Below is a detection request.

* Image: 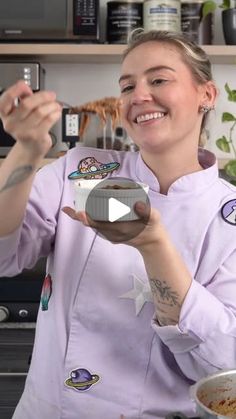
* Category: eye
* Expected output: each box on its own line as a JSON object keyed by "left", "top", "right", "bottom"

{"left": 151, "top": 78, "right": 167, "bottom": 86}
{"left": 120, "top": 84, "right": 134, "bottom": 94}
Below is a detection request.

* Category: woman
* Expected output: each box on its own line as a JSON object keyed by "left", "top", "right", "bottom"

{"left": 0, "top": 30, "right": 236, "bottom": 419}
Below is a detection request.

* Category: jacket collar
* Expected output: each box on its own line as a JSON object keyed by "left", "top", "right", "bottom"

{"left": 135, "top": 148, "right": 218, "bottom": 196}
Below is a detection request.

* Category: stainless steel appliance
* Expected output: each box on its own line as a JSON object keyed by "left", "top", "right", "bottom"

{"left": 0, "top": 62, "right": 45, "bottom": 157}
{"left": 0, "top": 0, "right": 100, "bottom": 42}
{"left": 0, "top": 0, "right": 68, "bottom": 41}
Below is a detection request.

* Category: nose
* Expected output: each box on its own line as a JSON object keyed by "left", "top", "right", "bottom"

{"left": 130, "top": 82, "right": 153, "bottom": 105}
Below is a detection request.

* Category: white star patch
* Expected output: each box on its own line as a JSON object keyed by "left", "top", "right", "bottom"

{"left": 119, "top": 273, "right": 153, "bottom": 316}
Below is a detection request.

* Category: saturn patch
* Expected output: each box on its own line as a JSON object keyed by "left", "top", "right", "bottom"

{"left": 65, "top": 368, "right": 100, "bottom": 392}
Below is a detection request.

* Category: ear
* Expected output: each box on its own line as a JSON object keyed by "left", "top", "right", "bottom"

{"left": 200, "top": 81, "right": 218, "bottom": 108}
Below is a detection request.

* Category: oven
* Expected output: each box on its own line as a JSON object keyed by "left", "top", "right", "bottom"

{"left": 0, "top": 258, "right": 46, "bottom": 419}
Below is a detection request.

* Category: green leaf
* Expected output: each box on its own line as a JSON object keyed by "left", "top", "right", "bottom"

{"left": 225, "top": 160, "right": 236, "bottom": 178}
{"left": 225, "top": 83, "right": 231, "bottom": 94}
{"left": 219, "top": 0, "right": 231, "bottom": 8}
{"left": 229, "top": 92, "right": 236, "bottom": 102}
{"left": 202, "top": 1, "right": 217, "bottom": 18}
{"left": 224, "top": 83, "right": 236, "bottom": 102}
{"left": 222, "top": 112, "right": 236, "bottom": 122}
{"left": 216, "top": 136, "right": 231, "bottom": 152}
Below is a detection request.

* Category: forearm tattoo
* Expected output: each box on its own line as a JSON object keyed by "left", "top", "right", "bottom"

{"left": 150, "top": 278, "right": 180, "bottom": 306}
{"left": 150, "top": 278, "right": 181, "bottom": 326}
{"left": 0, "top": 165, "right": 34, "bottom": 193}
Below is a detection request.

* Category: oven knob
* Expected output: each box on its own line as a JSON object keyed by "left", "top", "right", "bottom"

{"left": 0, "top": 306, "right": 10, "bottom": 322}
{"left": 19, "top": 309, "right": 29, "bottom": 318}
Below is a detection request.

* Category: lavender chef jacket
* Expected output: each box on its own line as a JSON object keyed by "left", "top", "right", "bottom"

{"left": 1, "top": 147, "right": 236, "bottom": 419}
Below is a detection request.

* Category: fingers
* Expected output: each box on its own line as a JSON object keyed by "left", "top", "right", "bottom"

{"left": 12, "top": 90, "right": 58, "bottom": 123}
{"left": 62, "top": 207, "right": 90, "bottom": 226}
{"left": 0, "top": 80, "right": 33, "bottom": 117}
{"left": 134, "top": 201, "right": 150, "bottom": 222}
{"left": 13, "top": 100, "right": 62, "bottom": 134}
{"left": 62, "top": 205, "right": 163, "bottom": 249}
{"left": 33, "top": 108, "right": 62, "bottom": 139}
{"left": 0, "top": 80, "right": 59, "bottom": 124}
{"left": 0, "top": 81, "right": 62, "bottom": 148}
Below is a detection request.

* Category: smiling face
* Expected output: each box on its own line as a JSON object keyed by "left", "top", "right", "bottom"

{"left": 119, "top": 41, "right": 210, "bottom": 156}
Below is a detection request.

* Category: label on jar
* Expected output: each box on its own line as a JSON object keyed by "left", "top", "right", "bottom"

{"left": 143, "top": 0, "right": 181, "bottom": 32}
{"left": 107, "top": 1, "right": 143, "bottom": 44}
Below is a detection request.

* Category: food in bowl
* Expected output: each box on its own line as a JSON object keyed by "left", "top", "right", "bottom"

{"left": 191, "top": 369, "right": 236, "bottom": 419}
{"left": 101, "top": 184, "right": 140, "bottom": 190}
{"left": 208, "top": 398, "right": 236, "bottom": 417}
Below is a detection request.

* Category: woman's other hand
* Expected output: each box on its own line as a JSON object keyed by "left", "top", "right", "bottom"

{"left": 62, "top": 202, "right": 165, "bottom": 251}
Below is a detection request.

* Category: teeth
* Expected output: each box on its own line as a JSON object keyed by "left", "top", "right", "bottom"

{"left": 136, "top": 112, "right": 165, "bottom": 123}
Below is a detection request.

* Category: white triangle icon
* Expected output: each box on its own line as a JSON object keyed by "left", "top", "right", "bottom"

{"left": 108, "top": 197, "right": 131, "bottom": 222}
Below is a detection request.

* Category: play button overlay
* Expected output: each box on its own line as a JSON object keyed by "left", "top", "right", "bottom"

{"left": 85, "top": 177, "right": 151, "bottom": 241}
{"left": 108, "top": 197, "right": 131, "bottom": 222}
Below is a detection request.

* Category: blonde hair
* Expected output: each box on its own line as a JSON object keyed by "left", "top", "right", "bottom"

{"left": 123, "top": 29, "right": 214, "bottom": 146}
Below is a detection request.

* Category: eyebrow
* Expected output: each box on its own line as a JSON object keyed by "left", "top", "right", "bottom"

{"left": 118, "top": 65, "right": 176, "bottom": 84}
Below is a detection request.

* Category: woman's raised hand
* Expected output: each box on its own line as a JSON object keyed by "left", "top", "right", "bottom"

{"left": 0, "top": 80, "right": 62, "bottom": 157}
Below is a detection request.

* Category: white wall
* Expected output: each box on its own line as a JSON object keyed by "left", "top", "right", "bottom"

{"left": 44, "top": 62, "right": 121, "bottom": 154}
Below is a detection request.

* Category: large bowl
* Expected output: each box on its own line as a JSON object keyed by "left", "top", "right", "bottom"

{"left": 190, "top": 369, "right": 236, "bottom": 418}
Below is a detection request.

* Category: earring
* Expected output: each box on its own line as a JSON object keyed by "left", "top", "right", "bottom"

{"left": 199, "top": 104, "right": 214, "bottom": 114}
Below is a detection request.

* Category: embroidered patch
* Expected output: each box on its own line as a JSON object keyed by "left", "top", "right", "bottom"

{"left": 40, "top": 274, "right": 52, "bottom": 311}
{"left": 221, "top": 199, "right": 236, "bottom": 225}
{"left": 68, "top": 156, "right": 120, "bottom": 180}
{"left": 65, "top": 368, "right": 100, "bottom": 391}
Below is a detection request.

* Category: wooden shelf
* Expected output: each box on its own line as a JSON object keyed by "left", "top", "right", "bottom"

{"left": 203, "top": 45, "right": 236, "bottom": 64}
{"left": 0, "top": 44, "right": 235, "bottom": 64}
{"left": 0, "top": 44, "right": 125, "bottom": 64}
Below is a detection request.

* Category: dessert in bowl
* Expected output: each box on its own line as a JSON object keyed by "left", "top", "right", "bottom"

{"left": 72, "top": 177, "right": 149, "bottom": 222}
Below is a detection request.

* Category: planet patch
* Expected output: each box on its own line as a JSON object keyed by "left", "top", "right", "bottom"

{"left": 68, "top": 156, "right": 120, "bottom": 180}
{"left": 65, "top": 368, "right": 100, "bottom": 391}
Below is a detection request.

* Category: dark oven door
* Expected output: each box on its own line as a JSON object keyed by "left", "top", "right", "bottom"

{"left": 0, "top": 326, "right": 35, "bottom": 419}
{"left": 0, "top": 257, "right": 46, "bottom": 323}
{"left": 0, "top": 258, "right": 46, "bottom": 418}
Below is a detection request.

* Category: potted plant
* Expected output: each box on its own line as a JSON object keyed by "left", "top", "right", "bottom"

{"left": 203, "top": 0, "right": 236, "bottom": 44}
{"left": 215, "top": 83, "right": 236, "bottom": 184}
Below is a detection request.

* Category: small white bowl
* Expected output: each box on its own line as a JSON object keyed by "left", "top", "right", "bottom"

{"left": 72, "top": 178, "right": 149, "bottom": 221}
{"left": 73, "top": 179, "right": 103, "bottom": 212}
